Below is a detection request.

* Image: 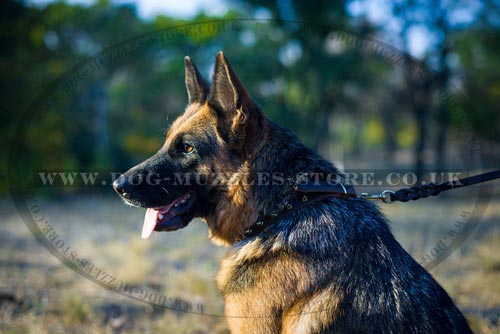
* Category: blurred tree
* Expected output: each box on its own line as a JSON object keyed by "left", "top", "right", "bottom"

{"left": 391, "top": 0, "right": 491, "bottom": 177}
{"left": 231, "top": 0, "right": 384, "bottom": 160}
{"left": 454, "top": 29, "right": 500, "bottom": 164}
{"left": 3, "top": 0, "right": 499, "bottom": 195}
{"left": 393, "top": 1, "right": 432, "bottom": 180}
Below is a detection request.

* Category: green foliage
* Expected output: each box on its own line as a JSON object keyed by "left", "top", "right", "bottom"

{"left": 454, "top": 30, "right": 500, "bottom": 142}
{"left": 2, "top": 0, "right": 499, "bottom": 194}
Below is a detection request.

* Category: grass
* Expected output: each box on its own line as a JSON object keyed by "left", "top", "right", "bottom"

{"left": 61, "top": 292, "right": 91, "bottom": 325}
{"left": 0, "top": 192, "right": 499, "bottom": 333}
{"left": 100, "top": 238, "right": 154, "bottom": 284}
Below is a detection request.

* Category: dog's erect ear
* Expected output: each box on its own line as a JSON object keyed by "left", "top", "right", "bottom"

{"left": 208, "top": 52, "right": 264, "bottom": 155}
{"left": 208, "top": 51, "right": 255, "bottom": 124}
{"left": 184, "top": 56, "right": 209, "bottom": 104}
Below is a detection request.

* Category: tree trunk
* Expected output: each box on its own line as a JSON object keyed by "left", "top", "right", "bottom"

{"left": 434, "top": 14, "right": 450, "bottom": 172}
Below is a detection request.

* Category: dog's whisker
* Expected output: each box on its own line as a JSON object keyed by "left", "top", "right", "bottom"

{"left": 161, "top": 186, "right": 170, "bottom": 196}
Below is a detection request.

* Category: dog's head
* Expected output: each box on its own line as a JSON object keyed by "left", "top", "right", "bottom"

{"left": 113, "top": 52, "right": 266, "bottom": 242}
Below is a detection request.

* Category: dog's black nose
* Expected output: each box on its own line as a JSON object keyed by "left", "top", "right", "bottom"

{"left": 113, "top": 175, "right": 132, "bottom": 198}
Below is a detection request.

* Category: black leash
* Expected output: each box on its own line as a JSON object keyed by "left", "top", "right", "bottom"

{"left": 359, "top": 169, "right": 500, "bottom": 203}
{"left": 238, "top": 169, "right": 500, "bottom": 241}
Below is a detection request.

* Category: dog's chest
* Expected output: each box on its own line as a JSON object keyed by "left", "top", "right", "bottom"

{"left": 215, "top": 241, "right": 265, "bottom": 294}
{"left": 215, "top": 247, "right": 281, "bottom": 333}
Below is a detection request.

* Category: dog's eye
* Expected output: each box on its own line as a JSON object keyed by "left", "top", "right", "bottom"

{"left": 182, "top": 143, "right": 194, "bottom": 154}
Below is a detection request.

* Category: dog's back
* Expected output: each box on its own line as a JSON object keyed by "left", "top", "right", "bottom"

{"left": 216, "top": 123, "right": 471, "bottom": 334}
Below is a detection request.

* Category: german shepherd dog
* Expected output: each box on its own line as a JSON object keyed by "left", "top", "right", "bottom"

{"left": 113, "top": 52, "right": 472, "bottom": 333}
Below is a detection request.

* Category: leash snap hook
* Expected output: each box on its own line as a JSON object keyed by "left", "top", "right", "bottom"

{"left": 360, "top": 190, "right": 394, "bottom": 203}
{"left": 380, "top": 190, "right": 395, "bottom": 203}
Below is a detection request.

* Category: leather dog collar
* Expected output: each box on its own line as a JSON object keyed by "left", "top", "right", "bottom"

{"left": 237, "top": 181, "right": 356, "bottom": 241}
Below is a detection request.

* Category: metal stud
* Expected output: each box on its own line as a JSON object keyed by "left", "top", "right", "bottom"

{"left": 270, "top": 213, "right": 278, "bottom": 218}
{"left": 256, "top": 221, "right": 264, "bottom": 226}
{"left": 244, "top": 229, "right": 252, "bottom": 234}
{"left": 286, "top": 203, "right": 293, "bottom": 210}
{"left": 302, "top": 195, "right": 308, "bottom": 202}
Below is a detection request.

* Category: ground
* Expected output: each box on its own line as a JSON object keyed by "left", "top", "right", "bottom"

{"left": 0, "top": 192, "right": 499, "bottom": 334}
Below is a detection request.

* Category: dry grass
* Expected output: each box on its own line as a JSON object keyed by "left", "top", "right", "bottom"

{"left": 0, "top": 193, "right": 499, "bottom": 333}
{"left": 99, "top": 238, "right": 154, "bottom": 284}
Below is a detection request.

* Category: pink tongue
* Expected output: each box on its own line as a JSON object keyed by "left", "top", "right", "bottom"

{"left": 141, "top": 201, "right": 177, "bottom": 239}
{"left": 142, "top": 208, "right": 158, "bottom": 239}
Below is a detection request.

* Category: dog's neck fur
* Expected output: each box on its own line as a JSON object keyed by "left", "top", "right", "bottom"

{"left": 205, "top": 117, "right": 340, "bottom": 246}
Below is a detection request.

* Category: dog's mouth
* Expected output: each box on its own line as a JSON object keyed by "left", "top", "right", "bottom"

{"left": 141, "top": 192, "right": 196, "bottom": 239}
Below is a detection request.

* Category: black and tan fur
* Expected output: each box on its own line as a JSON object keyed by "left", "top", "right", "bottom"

{"left": 114, "top": 52, "right": 472, "bottom": 334}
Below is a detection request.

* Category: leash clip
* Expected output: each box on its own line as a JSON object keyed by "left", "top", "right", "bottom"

{"left": 360, "top": 190, "right": 395, "bottom": 204}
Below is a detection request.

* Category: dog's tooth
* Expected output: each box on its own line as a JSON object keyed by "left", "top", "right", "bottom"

{"left": 181, "top": 199, "right": 186, "bottom": 204}
{"left": 174, "top": 202, "right": 179, "bottom": 207}
{"left": 158, "top": 213, "right": 164, "bottom": 220}
{"left": 186, "top": 193, "right": 191, "bottom": 199}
